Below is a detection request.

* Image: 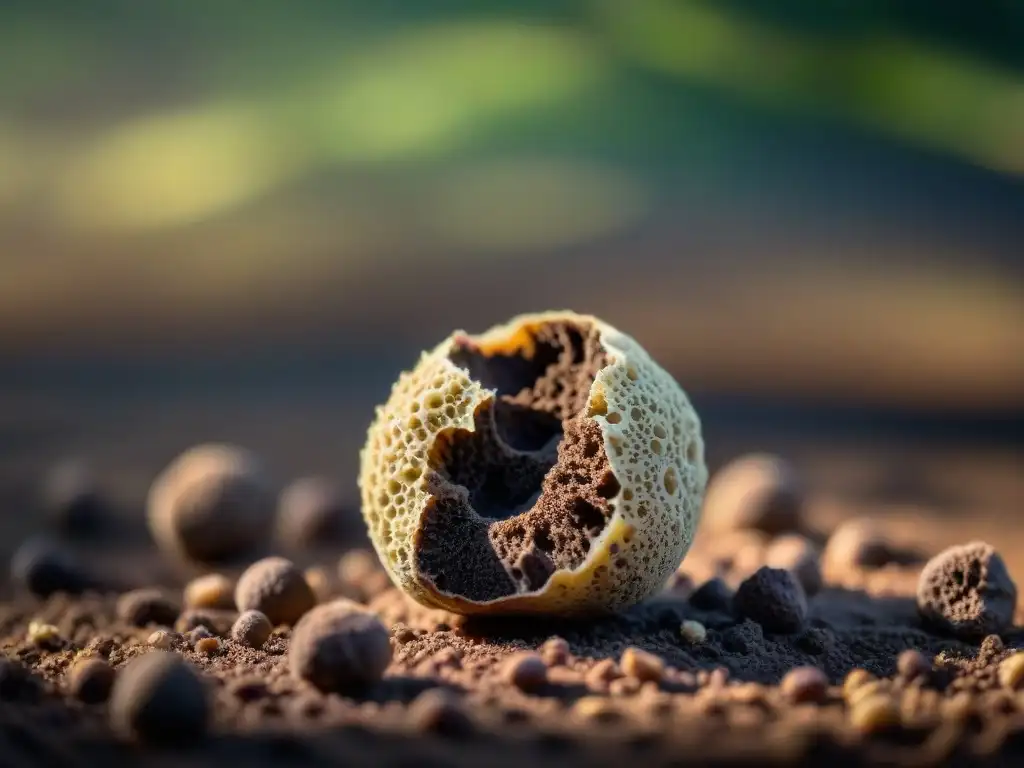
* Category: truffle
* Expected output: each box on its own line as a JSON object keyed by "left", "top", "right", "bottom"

{"left": 67, "top": 656, "right": 116, "bottom": 703}
{"left": 358, "top": 311, "right": 707, "bottom": 616}
{"left": 289, "top": 599, "right": 392, "bottom": 692}
{"left": 109, "top": 652, "right": 210, "bottom": 744}
{"left": 700, "top": 454, "right": 803, "bottom": 535}
{"left": 733, "top": 566, "right": 807, "bottom": 634}
{"left": 689, "top": 577, "right": 734, "bottom": 613}
{"left": 146, "top": 443, "right": 275, "bottom": 564}
{"left": 231, "top": 610, "right": 273, "bottom": 649}
{"left": 234, "top": 556, "right": 316, "bottom": 627}
{"left": 276, "top": 476, "right": 347, "bottom": 550}
{"left": 765, "top": 534, "right": 822, "bottom": 596}
{"left": 10, "top": 536, "right": 95, "bottom": 597}
{"left": 916, "top": 541, "right": 1016, "bottom": 639}
{"left": 116, "top": 588, "right": 181, "bottom": 628}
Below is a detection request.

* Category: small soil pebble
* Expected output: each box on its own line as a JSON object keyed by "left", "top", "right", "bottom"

{"left": 109, "top": 651, "right": 210, "bottom": 744}
{"left": 780, "top": 666, "right": 829, "bottom": 704}
{"left": 701, "top": 453, "right": 804, "bottom": 535}
{"left": 540, "top": 637, "right": 571, "bottom": 666}
{"left": 183, "top": 573, "right": 235, "bottom": 610}
{"left": 10, "top": 536, "right": 94, "bottom": 597}
{"left": 681, "top": 620, "right": 707, "bottom": 644}
{"left": 408, "top": 688, "right": 474, "bottom": 738}
{"left": 764, "top": 534, "right": 823, "bottom": 596}
{"left": 289, "top": 599, "right": 392, "bottom": 693}
{"left": 40, "top": 460, "right": 107, "bottom": 536}
{"left": 303, "top": 566, "right": 333, "bottom": 603}
{"left": 916, "top": 541, "right": 1017, "bottom": 639}
{"left": 67, "top": 656, "right": 116, "bottom": 703}
{"left": 146, "top": 443, "right": 275, "bottom": 564}
{"left": 147, "top": 630, "right": 178, "bottom": 649}
{"left": 187, "top": 626, "right": 214, "bottom": 645}
{"left": 896, "top": 649, "right": 932, "bottom": 681}
{"left": 194, "top": 636, "right": 221, "bottom": 655}
{"left": 849, "top": 694, "right": 900, "bottom": 734}
{"left": 689, "top": 577, "right": 734, "bottom": 612}
{"left": 116, "top": 588, "right": 181, "bottom": 628}
{"left": 733, "top": 566, "right": 807, "bottom": 634}
{"left": 998, "top": 652, "right": 1024, "bottom": 690}
{"left": 620, "top": 647, "right": 665, "bottom": 683}
{"left": 504, "top": 653, "right": 548, "bottom": 692}
{"left": 175, "top": 608, "right": 237, "bottom": 636}
{"left": 231, "top": 610, "right": 273, "bottom": 649}
{"left": 337, "top": 549, "right": 392, "bottom": 602}
{"left": 823, "top": 518, "right": 892, "bottom": 575}
{"left": 276, "top": 476, "right": 347, "bottom": 550}
{"left": 235, "top": 556, "right": 316, "bottom": 626}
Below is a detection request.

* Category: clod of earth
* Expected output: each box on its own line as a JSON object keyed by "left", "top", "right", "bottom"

{"left": 358, "top": 310, "right": 707, "bottom": 615}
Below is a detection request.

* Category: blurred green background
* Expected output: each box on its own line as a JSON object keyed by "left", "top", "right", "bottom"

{"left": 2, "top": 0, "right": 1023, "bottom": 420}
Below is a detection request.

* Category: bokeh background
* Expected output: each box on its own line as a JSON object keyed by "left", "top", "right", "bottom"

{"left": 1, "top": 1, "right": 1022, "bottom": 563}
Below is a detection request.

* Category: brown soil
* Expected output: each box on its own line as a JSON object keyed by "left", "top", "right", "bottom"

{"left": 2, "top": 399, "right": 1023, "bottom": 767}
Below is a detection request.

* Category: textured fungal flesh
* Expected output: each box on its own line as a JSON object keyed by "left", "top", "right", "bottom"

{"left": 358, "top": 311, "right": 707, "bottom": 615}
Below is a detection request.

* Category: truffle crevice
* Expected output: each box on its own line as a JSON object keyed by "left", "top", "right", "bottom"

{"left": 415, "top": 320, "right": 618, "bottom": 601}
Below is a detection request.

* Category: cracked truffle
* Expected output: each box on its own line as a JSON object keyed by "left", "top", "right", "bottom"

{"left": 916, "top": 541, "right": 1016, "bottom": 639}
{"left": 110, "top": 652, "right": 209, "bottom": 744}
{"left": 733, "top": 566, "right": 807, "bottom": 634}
{"left": 235, "top": 556, "right": 316, "bottom": 627}
{"left": 147, "top": 443, "right": 275, "bottom": 564}
{"left": 701, "top": 454, "right": 803, "bottom": 535}
{"left": 358, "top": 311, "right": 707, "bottom": 616}
{"left": 289, "top": 599, "right": 392, "bottom": 692}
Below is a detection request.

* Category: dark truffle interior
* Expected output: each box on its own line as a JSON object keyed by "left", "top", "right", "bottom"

{"left": 415, "top": 320, "right": 621, "bottom": 602}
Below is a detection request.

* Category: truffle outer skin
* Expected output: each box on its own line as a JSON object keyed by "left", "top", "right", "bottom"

{"left": 357, "top": 310, "right": 708, "bottom": 616}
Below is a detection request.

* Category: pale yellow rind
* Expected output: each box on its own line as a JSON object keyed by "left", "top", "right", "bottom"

{"left": 357, "top": 311, "right": 707, "bottom": 615}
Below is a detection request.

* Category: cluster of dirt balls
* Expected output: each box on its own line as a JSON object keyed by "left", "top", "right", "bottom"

{"left": 2, "top": 446, "right": 1024, "bottom": 767}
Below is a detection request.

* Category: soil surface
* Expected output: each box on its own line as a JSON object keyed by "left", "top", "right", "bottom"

{"left": 2, "top": 394, "right": 1023, "bottom": 767}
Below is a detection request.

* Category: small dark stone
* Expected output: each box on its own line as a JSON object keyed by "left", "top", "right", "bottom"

{"left": 10, "top": 537, "right": 94, "bottom": 597}
{"left": 917, "top": 541, "right": 1016, "bottom": 639}
{"left": 0, "top": 658, "right": 42, "bottom": 702}
{"left": 733, "top": 566, "right": 807, "bottom": 634}
{"left": 896, "top": 649, "right": 932, "bottom": 681}
{"left": 117, "top": 589, "right": 181, "bottom": 628}
{"left": 109, "top": 652, "right": 209, "bottom": 744}
{"left": 67, "top": 656, "right": 116, "bottom": 703}
{"left": 689, "top": 577, "right": 734, "bottom": 612}
{"left": 41, "top": 460, "right": 108, "bottom": 536}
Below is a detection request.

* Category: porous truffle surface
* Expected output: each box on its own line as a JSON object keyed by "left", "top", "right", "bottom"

{"left": 109, "top": 651, "right": 209, "bottom": 744}
{"left": 289, "top": 599, "right": 392, "bottom": 692}
{"left": 733, "top": 566, "right": 808, "bottom": 634}
{"left": 234, "top": 556, "right": 316, "bottom": 627}
{"left": 358, "top": 311, "right": 707, "bottom": 615}
{"left": 146, "top": 443, "right": 275, "bottom": 564}
{"left": 916, "top": 541, "right": 1017, "bottom": 639}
